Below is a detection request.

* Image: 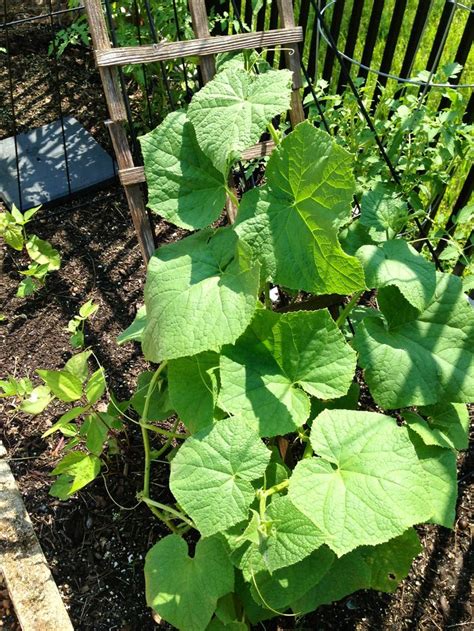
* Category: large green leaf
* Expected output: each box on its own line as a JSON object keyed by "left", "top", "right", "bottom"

{"left": 250, "top": 546, "right": 335, "bottom": 612}
{"left": 224, "top": 496, "right": 325, "bottom": 580}
{"left": 170, "top": 418, "right": 270, "bottom": 536}
{"left": 403, "top": 404, "right": 469, "bottom": 452}
{"left": 188, "top": 66, "right": 292, "bottom": 172}
{"left": 354, "top": 273, "right": 474, "bottom": 408}
{"left": 142, "top": 228, "right": 260, "bottom": 361}
{"left": 356, "top": 239, "right": 436, "bottom": 311}
{"left": 291, "top": 529, "right": 421, "bottom": 614}
{"left": 407, "top": 430, "right": 457, "bottom": 528}
{"left": 117, "top": 305, "right": 147, "bottom": 345}
{"left": 145, "top": 535, "right": 234, "bottom": 631}
{"left": 309, "top": 381, "right": 360, "bottom": 421}
{"left": 235, "top": 122, "right": 365, "bottom": 294}
{"left": 168, "top": 351, "right": 219, "bottom": 433}
{"left": 219, "top": 309, "right": 356, "bottom": 437}
{"left": 139, "top": 110, "right": 226, "bottom": 229}
{"left": 288, "top": 409, "right": 431, "bottom": 556}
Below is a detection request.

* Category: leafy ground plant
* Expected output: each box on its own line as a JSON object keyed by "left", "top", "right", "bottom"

{"left": 67, "top": 299, "right": 99, "bottom": 348}
{"left": 0, "top": 204, "right": 61, "bottom": 296}
{"left": 3, "top": 59, "right": 473, "bottom": 629}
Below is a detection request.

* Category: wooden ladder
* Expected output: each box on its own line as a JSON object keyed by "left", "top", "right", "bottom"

{"left": 84, "top": 0, "right": 304, "bottom": 262}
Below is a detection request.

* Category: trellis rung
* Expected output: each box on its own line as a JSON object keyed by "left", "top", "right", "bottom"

{"left": 118, "top": 140, "right": 277, "bottom": 188}
{"left": 119, "top": 166, "right": 146, "bottom": 186}
{"left": 95, "top": 27, "right": 303, "bottom": 67}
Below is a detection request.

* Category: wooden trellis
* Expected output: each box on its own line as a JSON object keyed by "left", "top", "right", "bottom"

{"left": 83, "top": 0, "right": 304, "bottom": 262}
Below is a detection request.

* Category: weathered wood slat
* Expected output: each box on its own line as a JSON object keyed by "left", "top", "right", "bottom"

{"left": 83, "top": 0, "right": 127, "bottom": 122}
{"left": 106, "top": 121, "right": 155, "bottom": 260}
{"left": 119, "top": 166, "right": 146, "bottom": 186}
{"left": 242, "top": 140, "right": 276, "bottom": 160}
{"left": 84, "top": 0, "right": 156, "bottom": 263}
{"left": 189, "top": 0, "right": 216, "bottom": 83}
{"left": 277, "top": 1, "right": 305, "bottom": 127}
{"left": 95, "top": 27, "right": 303, "bottom": 68}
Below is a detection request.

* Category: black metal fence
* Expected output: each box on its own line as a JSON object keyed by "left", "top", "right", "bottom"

{"left": 1, "top": 0, "right": 472, "bottom": 273}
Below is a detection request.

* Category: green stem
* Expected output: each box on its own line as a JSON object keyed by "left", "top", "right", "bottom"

{"left": 267, "top": 121, "right": 281, "bottom": 145}
{"left": 141, "top": 362, "right": 167, "bottom": 499}
{"left": 302, "top": 441, "right": 314, "bottom": 459}
{"left": 153, "top": 418, "right": 181, "bottom": 460}
{"left": 258, "top": 488, "right": 267, "bottom": 520}
{"left": 258, "top": 478, "right": 290, "bottom": 520}
{"left": 146, "top": 503, "right": 179, "bottom": 533}
{"left": 335, "top": 290, "right": 364, "bottom": 328}
{"left": 142, "top": 497, "right": 196, "bottom": 529}
{"left": 264, "top": 479, "right": 289, "bottom": 498}
{"left": 141, "top": 422, "right": 187, "bottom": 439}
{"left": 297, "top": 427, "right": 309, "bottom": 443}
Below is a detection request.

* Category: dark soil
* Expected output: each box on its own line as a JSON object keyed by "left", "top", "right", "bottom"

{"left": 1, "top": 22, "right": 473, "bottom": 631}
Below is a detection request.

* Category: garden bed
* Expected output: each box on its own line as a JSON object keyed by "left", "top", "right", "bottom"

{"left": 1, "top": 22, "right": 472, "bottom": 631}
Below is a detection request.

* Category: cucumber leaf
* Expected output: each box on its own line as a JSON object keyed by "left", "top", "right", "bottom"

{"left": 250, "top": 546, "right": 335, "bottom": 612}
{"left": 130, "top": 370, "right": 174, "bottom": 421}
{"left": 168, "top": 351, "right": 219, "bottom": 433}
{"left": 407, "top": 430, "right": 457, "bottom": 528}
{"left": 188, "top": 66, "right": 292, "bottom": 173}
{"left": 417, "top": 402, "right": 469, "bottom": 451}
{"left": 143, "top": 228, "right": 260, "bottom": 361}
{"left": 139, "top": 110, "right": 226, "bottom": 229}
{"left": 288, "top": 409, "right": 431, "bottom": 556}
{"left": 359, "top": 183, "right": 409, "bottom": 237}
{"left": 224, "top": 496, "right": 326, "bottom": 578}
{"left": 145, "top": 535, "right": 234, "bottom": 631}
{"left": 219, "top": 309, "right": 356, "bottom": 437}
{"left": 117, "top": 305, "right": 147, "bottom": 345}
{"left": 235, "top": 121, "right": 365, "bottom": 295}
{"left": 354, "top": 273, "right": 474, "bottom": 408}
{"left": 170, "top": 417, "right": 270, "bottom": 536}
{"left": 356, "top": 239, "right": 436, "bottom": 311}
{"left": 291, "top": 529, "right": 421, "bottom": 614}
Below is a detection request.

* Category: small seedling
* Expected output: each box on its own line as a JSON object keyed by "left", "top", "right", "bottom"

{"left": 67, "top": 300, "right": 99, "bottom": 348}
{"left": 0, "top": 204, "right": 61, "bottom": 296}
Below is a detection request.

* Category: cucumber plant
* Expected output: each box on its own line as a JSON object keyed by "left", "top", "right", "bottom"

{"left": 3, "top": 58, "right": 473, "bottom": 629}
{"left": 131, "top": 60, "right": 473, "bottom": 628}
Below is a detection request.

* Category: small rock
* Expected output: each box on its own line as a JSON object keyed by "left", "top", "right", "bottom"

{"left": 439, "top": 594, "right": 449, "bottom": 616}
